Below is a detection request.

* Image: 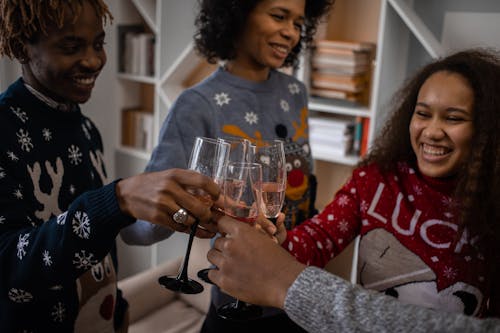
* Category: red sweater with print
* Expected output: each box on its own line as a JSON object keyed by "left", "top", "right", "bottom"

{"left": 283, "top": 162, "right": 496, "bottom": 317}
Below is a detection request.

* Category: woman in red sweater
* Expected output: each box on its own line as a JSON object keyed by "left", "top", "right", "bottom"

{"left": 275, "top": 48, "right": 500, "bottom": 318}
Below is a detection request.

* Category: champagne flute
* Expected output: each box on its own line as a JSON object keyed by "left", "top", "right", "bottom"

{"left": 216, "top": 162, "right": 263, "bottom": 321}
{"left": 158, "top": 137, "right": 230, "bottom": 294}
{"left": 255, "top": 140, "right": 286, "bottom": 224}
{"left": 197, "top": 137, "right": 255, "bottom": 284}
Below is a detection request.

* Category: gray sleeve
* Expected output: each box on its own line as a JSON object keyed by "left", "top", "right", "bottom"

{"left": 119, "top": 90, "right": 216, "bottom": 245}
{"left": 284, "top": 267, "right": 500, "bottom": 333}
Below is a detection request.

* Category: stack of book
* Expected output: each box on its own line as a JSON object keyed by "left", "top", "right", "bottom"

{"left": 121, "top": 108, "right": 154, "bottom": 152}
{"left": 118, "top": 24, "right": 155, "bottom": 76}
{"left": 310, "top": 40, "right": 375, "bottom": 103}
{"left": 309, "top": 116, "right": 355, "bottom": 157}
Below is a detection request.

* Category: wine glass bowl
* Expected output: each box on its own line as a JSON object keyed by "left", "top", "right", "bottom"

{"left": 216, "top": 162, "right": 264, "bottom": 321}
{"left": 254, "top": 140, "right": 286, "bottom": 224}
{"left": 158, "top": 137, "right": 230, "bottom": 294}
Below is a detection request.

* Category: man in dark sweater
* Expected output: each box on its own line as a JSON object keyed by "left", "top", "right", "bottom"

{"left": 0, "top": 1, "right": 219, "bottom": 331}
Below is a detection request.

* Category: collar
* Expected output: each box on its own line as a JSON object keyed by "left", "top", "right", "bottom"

{"left": 24, "top": 83, "right": 76, "bottom": 112}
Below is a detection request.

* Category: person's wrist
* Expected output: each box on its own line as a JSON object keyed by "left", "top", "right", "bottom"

{"left": 273, "top": 259, "right": 306, "bottom": 309}
{"left": 115, "top": 178, "right": 132, "bottom": 217}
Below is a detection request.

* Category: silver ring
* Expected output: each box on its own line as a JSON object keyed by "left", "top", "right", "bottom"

{"left": 172, "top": 208, "right": 188, "bottom": 225}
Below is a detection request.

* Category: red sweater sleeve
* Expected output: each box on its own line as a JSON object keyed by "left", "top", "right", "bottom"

{"left": 282, "top": 175, "right": 362, "bottom": 267}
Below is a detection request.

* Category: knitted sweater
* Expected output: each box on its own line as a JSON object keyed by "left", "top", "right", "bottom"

{"left": 285, "top": 266, "right": 500, "bottom": 333}
{"left": 284, "top": 162, "right": 497, "bottom": 317}
{"left": 0, "top": 79, "right": 134, "bottom": 332}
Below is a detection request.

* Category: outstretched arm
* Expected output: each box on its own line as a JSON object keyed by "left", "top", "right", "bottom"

{"left": 207, "top": 216, "right": 500, "bottom": 333}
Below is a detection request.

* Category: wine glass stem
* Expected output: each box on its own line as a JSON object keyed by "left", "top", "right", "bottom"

{"left": 177, "top": 219, "right": 200, "bottom": 282}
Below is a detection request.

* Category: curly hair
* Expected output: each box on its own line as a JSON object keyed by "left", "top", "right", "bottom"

{"left": 194, "top": 0, "right": 334, "bottom": 68}
{"left": 361, "top": 48, "right": 500, "bottom": 279}
{"left": 0, "top": 0, "right": 112, "bottom": 59}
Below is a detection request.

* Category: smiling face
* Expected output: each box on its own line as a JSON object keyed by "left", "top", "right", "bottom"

{"left": 409, "top": 71, "right": 475, "bottom": 178}
{"left": 22, "top": 1, "right": 106, "bottom": 104}
{"left": 229, "top": 0, "right": 305, "bottom": 80}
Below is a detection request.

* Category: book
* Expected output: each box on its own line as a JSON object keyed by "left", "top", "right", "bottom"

{"left": 310, "top": 88, "right": 362, "bottom": 102}
{"left": 360, "top": 117, "right": 370, "bottom": 156}
{"left": 316, "top": 39, "right": 375, "bottom": 52}
{"left": 311, "top": 72, "right": 367, "bottom": 93}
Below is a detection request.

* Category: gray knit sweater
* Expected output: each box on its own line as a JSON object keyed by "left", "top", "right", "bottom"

{"left": 285, "top": 267, "right": 500, "bottom": 332}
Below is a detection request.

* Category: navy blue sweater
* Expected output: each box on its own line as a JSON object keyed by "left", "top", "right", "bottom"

{"left": 0, "top": 79, "right": 134, "bottom": 332}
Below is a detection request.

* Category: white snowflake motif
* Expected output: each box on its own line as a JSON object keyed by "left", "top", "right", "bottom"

{"left": 42, "top": 250, "right": 53, "bottom": 266}
{"left": 67, "top": 145, "right": 82, "bottom": 165}
{"left": 288, "top": 83, "right": 300, "bottom": 95}
{"left": 327, "top": 214, "right": 334, "bottom": 221}
{"left": 13, "top": 187, "right": 23, "bottom": 199}
{"left": 280, "top": 99, "right": 290, "bottom": 112}
{"left": 362, "top": 219, "right": 369, "bottom": 226}
{"left": 431, "top": 256, "right": 439, "bottom": 263}
{"left": 337, "top": 220, "right": 349, "bottom": 233}
{"left": 0, "top": 216, "right": 5, "bottom": 224}
{"left": 316, "top": 241, "right": 323, "bottom": 250}
{"left": 360, "top": 200, "right": 369, "bottom": 212}
{"left": 16, "top": 129, "right": 34, "bottom": 152}
{"left": 51, "top": 302, "right": 66, "bottom": 323}
{"left": 337, "top": 194, "right": 350, "bottom": 207}
{"left": 464, "top": 256, "right": 472, "bottom": 262}
{"left": 0, "top": 168, "right": 5, "bottom": 180}
{"left": 73, "top": 250, "right": 98, "bottom": 270}
{"left": 49, "top": 285, "right": 63, "bottom": 291}
{"left": 7, "top": 151, "right": 19, "bottom": 161}
{"left": 56, "top": 212, "right": 68, "bottom": 225}
{"left": 413, "top": 185, "right": 423, "bottom": 196}
{"left": 72, "top": 211, "right": 91, "bottom": 239}
{"left": 69, "top": 185, "right": 76, "bottom": 195}
{"left": 42, "top": 128, "right": 52, "bottom": 141}
{"left": 444, "top": 212, "right": 454, "bottom": 219}
{"left": 443, "top": 266, "right": 457, "bottom": 280}
{"left": 292, "top": 236, "right": 299, "bottom": 242}
{"left": 408, "top": 168, "right": 415, "bottom": 174}
{"left": 441, "top": 196, "right": 454, "bottom": 208}
{"left": 304, "top": 225, "right": 317, "bottom": 237}
{"left": 288, "top": 242, "right": 293, "bottom": 251}
{"left": 82, "top": 124, "right": 91, "bottom": 140}
{"left": 8, "top": 288, "right": 33, "bottom": 303}
{"left": 244, "top": 112, "right": 258, "bottom": 125}
{"left": 408, "top": 195, "right": 415, "bottom": 202}
{"left": 17, "top": 233, "right": 30, "bottom": 259}
{"left": 359, "top": 171, "right": 366, "bottom": 177}
{"left": 350, "top": 188, "right": 356, "bottom": 194}
{"left": 11, "top": 106, "right": 28, "bottom": 123}
{"left": 214, "top": 92, "right": 231, "bottom": 107}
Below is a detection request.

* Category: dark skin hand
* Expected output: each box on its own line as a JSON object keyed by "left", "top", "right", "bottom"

{"left": 116, "top": 168, "right": 220, "bottom": 238}
{"left": 207, "top": 215, "right": 305, "bottom": 308}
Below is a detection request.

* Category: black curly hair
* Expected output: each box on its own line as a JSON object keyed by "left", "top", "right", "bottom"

{"left": 194, "top": 0, "right": 334, "bottom": 68}
{"left": 361, "top": 48, "right": 500, "bottom": 292}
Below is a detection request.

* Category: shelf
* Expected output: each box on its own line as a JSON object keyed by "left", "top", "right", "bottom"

{"left": 117, "top": 73, "right": 156, "bottom": 84}
{"left": 130, "top": 0, "right": 157, "bottom": 33}
{"left": 311, "top": 144, "right": 360, "bottom": 165}
{"left": 388, "top": 0, "right": 444, "bottom": 58}
{"left": 309, "top": 97, "right": 371, "bottom": 118}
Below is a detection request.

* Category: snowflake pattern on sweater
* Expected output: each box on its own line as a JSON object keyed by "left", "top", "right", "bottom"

{"left": 0, "top": 79, "right": 133, "bottom": 332}
{"left": 283, "top": 162, "right": 496, "bottom": 317}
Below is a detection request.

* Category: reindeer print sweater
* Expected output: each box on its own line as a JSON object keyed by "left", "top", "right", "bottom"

{"left": 0, "top": 78, "right": 134, "bottom": 332}
{"left": 283, "top": 162, "right": 498, "bottom": 317}
{"left": 120, "top": 67, "right": 316, "bottom": 319}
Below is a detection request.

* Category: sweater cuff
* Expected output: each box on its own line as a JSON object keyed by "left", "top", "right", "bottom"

{"left": 84, "top": 180, "right": 136, "bottom": 228}
{"left": 284, "top": 266, "right": 341, "bottom": 328}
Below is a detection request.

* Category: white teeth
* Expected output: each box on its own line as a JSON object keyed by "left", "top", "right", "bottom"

{"left": 422, "top": 144, "right": 448, "bottom": 156}
{"left": 272, "top": 45, "right": 288, "bottom": 54}
{"left": 74, "top": 77, "right": 95, "bottom": 85}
